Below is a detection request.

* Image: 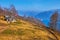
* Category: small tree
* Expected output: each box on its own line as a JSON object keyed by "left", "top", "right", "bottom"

{"left": 49, "top": 11, "right": 58, "bottom": 30}
{"left": 0, "top": 6, "right": 3, "bottom": 15}
{"left": 0, "top": 6, "right": 2, "bottom": 12}
{"left": 10, "top": 5, "right": 18, "bottom": 16}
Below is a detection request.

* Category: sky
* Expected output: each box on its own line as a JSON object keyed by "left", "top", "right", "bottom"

{"left": 0, "top": 0, "right": 60, "bottom": 11}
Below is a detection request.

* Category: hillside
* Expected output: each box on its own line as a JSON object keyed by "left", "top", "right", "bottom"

{"left": 0, "top": 7, "right": 60, "bottom": 40}
{"left": 0, "top": 15, "right": 60, "bottom": 40}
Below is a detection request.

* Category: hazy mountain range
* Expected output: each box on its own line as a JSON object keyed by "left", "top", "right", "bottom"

{"left": 18, "top": 9, "right": 60, "bottom": 26}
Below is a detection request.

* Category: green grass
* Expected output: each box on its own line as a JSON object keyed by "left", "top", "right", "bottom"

{"left": 1, "top": 29, "right": 25, "bottom": 36}
{"left": 25, "top": 29, "right": 35, "bottom": 34}
{"left": 1, "top": 28, "right": 35, "bottom": 36}
{"left": 1, "top": 29, "right": 15, "bottom": 35}
{"left": 15, "top": 29, "right": 25, "bottom": 35}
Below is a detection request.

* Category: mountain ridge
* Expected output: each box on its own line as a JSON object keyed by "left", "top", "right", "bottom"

{"left": 18, "top": 9, "right": 60, "bottom": 26}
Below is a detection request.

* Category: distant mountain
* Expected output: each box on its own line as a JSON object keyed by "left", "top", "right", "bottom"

{"left": 35, "top": 9, "right": 60, "bottom": 26}
{"left": 35, "top": 10, "right": 55, "bottom": 26}
{"left": 18, "top": 9, "right": 60, "bottom": 26}
{"left": 18, "top": 10, "right": 38, "bottom": 17}
{"left": 18, "top": 10, "right": 55, "bottom": 26}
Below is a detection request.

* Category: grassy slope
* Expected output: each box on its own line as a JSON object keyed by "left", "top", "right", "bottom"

{"left": 0, "top": 19, "right": 60, "bottom": 40}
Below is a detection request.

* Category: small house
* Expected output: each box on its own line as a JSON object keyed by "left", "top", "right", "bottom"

{"left": 4, "top": 15, "right": 16, "bottom": 23}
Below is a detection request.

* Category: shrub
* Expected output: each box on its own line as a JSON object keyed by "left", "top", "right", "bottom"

{"left": 1, "top": 29, "right": 15, "bottom": 35}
